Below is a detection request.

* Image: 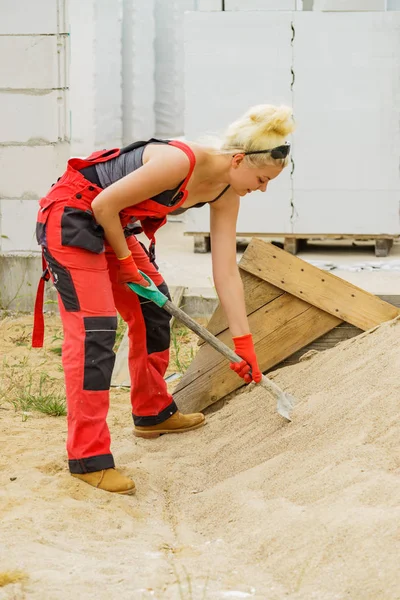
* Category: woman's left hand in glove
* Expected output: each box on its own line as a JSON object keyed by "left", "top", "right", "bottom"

{"left": 229, "top": 333, "right": 262, "bottom": 383}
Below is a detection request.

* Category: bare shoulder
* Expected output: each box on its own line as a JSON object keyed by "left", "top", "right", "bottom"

{"left": 142, "top": 142, "right": 191, "bottom": 184}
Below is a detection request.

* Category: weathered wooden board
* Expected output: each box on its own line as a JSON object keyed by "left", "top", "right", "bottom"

{"left": 277, "top": 294, "right": 400, "bottom": 367}
{"left": 239, "top": 239, "right": 400, "bottom": 330}
{"left": 198, "top": 269, "right": 284, "bottom": 345}
{"left": 174, "top": 293, "right": 341, "bottom": 414}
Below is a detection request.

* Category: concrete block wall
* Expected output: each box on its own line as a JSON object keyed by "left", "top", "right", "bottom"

{"left": 69, "top": 0, "right": 123, "bottom": 156}
{"left": 0, "top": 0, "right": 70, "bottom": 309}
{"left": 0, "top": 0, "right": 70, "bottom": 259}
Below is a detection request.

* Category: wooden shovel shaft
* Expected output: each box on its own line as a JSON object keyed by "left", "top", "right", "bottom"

{"left": 163, "top": 300, "right": 242, "bottom": 364}
{"left": 163, "top": 300, "right": 294, "bottom": 421}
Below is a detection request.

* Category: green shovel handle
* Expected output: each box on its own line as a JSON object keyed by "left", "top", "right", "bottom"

{"left": 127, "top": 271, "right": 168, "bottom": 308}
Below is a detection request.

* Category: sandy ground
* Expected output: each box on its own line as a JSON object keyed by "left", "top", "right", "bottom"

{"left": 0, "top": 313, "right": 400, "bottom": 599}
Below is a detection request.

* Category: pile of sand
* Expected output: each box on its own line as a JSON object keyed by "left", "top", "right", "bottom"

{"left": 0, "top": 314, "right": 399, "bottom": 599}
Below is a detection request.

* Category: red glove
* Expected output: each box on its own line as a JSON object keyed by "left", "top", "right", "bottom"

{"left": 229, "top": 333, "right": 262, "bottom": 383}
{"left": 117, "top": 253, "right": 149, "bottom": 286}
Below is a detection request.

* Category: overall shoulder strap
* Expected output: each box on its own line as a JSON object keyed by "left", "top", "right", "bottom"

{"left": 119, "top": 138, "right": 170, "bottom": 155}
{"left": 168, "top": 140, "right": 196, "bottom": 188}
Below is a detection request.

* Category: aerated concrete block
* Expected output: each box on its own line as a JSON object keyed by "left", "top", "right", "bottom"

{"left": 0, "top": 253, "right": 58, "bottom": 312}
{"left": 0, "top": 199, "right": 40, "bottom": 253}
{"left": 184, "top": 11, "right": 293, "bottom": 138}
{"left": 292, "top": 12, "right": 400, "bottom": 235}
{"left": 184, "top": 11, "right": 293, "bottom": 235}
{"left": 0, "top": 90, "right": 69, "bottom": 144}
{"left": 0, "top": 0, "right": 67, "bottom": 34}
{"left": 196, "top": 0, "right": 221, "bottom": 8}
{"left": 0, "top": 143, "right": 70, "bottom": 200}
{"left": 315, "top": 0, "right": 386, "bottom": 10}
{"left": 0, "top": 35, "right": 68, "bottom": 90}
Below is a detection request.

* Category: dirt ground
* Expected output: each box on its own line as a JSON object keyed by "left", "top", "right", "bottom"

{"left": 0, "top": 313, "right": 399, "bottom": 600}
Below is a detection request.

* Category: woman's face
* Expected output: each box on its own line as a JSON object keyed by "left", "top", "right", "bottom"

{"left": 228, "top": 154, "right": 284, "bottom": 197}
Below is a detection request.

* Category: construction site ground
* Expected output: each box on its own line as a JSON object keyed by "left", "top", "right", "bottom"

{"left": 1, "top": 224, "right": 400, "bottom": 599}
{"left": 1, "top": 308, "right": 399, "bottom": 599}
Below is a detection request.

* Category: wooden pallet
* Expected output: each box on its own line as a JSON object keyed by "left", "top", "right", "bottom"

{"left": 173, "top": 239, "right": 400, "bottom": 415}
{"left": 185, "top": 232, "right": 399, "bottom": 257}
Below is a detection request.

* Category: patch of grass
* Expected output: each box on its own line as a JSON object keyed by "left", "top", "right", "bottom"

{"left": 114, "top": 315, "right": 127, "bottom": 352}
{"left": 49, "top": 346, "right": 62, "bottom": 356}
{"left": 1, "top": 359, "right": 66, "bottom": 418}
{"left": 171, "top": 325, "right": 195, "bottom": 373}
{"left": 0, "top": 569, "right": 28, "bottom": 587}
{"left": 8, "top": 331, "right": 31, "bottom": 347}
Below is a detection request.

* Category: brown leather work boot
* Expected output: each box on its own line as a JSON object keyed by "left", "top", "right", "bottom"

{"left": 134, "top": 410, "right": 205, "bottom": 439}
{"left": 71, "top": 468, "right": 136, "bottom": 495}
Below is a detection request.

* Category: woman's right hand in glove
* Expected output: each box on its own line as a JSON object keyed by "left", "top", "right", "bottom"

{"left": 117, "top": 253, "right": 150, "bottom": 286}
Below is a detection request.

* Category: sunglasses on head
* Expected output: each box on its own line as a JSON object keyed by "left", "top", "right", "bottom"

{"left": 244, "top": 142, "right": 291, "bottom": 160}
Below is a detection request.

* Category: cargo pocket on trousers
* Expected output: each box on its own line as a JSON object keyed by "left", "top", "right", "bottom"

{"left": 61, "top": 207, "right": 105, "bottom": 254}
{"left": 36, "top": 221, "right": 46, "bottom": 246}
{"left": 43, "top": 247, "right": 80, "bottom": 312}
{"left": 83, "top": 316, "right": 118, "bottom": 391}
{"left": 139, "top": 281, "right": 171, "bottom": 354}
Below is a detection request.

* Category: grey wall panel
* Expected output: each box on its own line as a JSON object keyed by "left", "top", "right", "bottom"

{"left": 184, "top": 11, "right": 294, "bottom": 234}
{"left": 292, "top": 12, "right": 400, "bottom": 234}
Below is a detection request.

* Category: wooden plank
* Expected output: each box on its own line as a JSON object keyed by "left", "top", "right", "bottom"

{"left": 170, "top": 286, "right": 185, "bottom": 329}
{"left": 198, "top": 269, "right": 284, "bottom": 345}
{"left": 174, "top": 292, "right": 341, "bottom": 413}
{"left": 239, "top": 238, "right": 400, "bottom": 331}
{"left": 276, "top": 294, "right": 400, "bottom": 368}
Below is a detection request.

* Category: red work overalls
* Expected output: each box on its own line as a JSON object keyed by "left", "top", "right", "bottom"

{"left": 32, "top": 140, "right": 196, "bottom": 474}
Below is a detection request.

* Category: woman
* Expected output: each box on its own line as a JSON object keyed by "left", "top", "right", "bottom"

{"left": 32, "top": 104, "right": 295, "bottom": 495}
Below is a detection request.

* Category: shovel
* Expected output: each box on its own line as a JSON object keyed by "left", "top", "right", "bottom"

{"left": 128, "top": 273, "right": 295, "bottom": 421}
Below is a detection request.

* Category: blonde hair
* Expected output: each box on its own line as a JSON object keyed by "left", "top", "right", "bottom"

{"left": 215, "top": 104, "right": 295, "bottom": 168}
